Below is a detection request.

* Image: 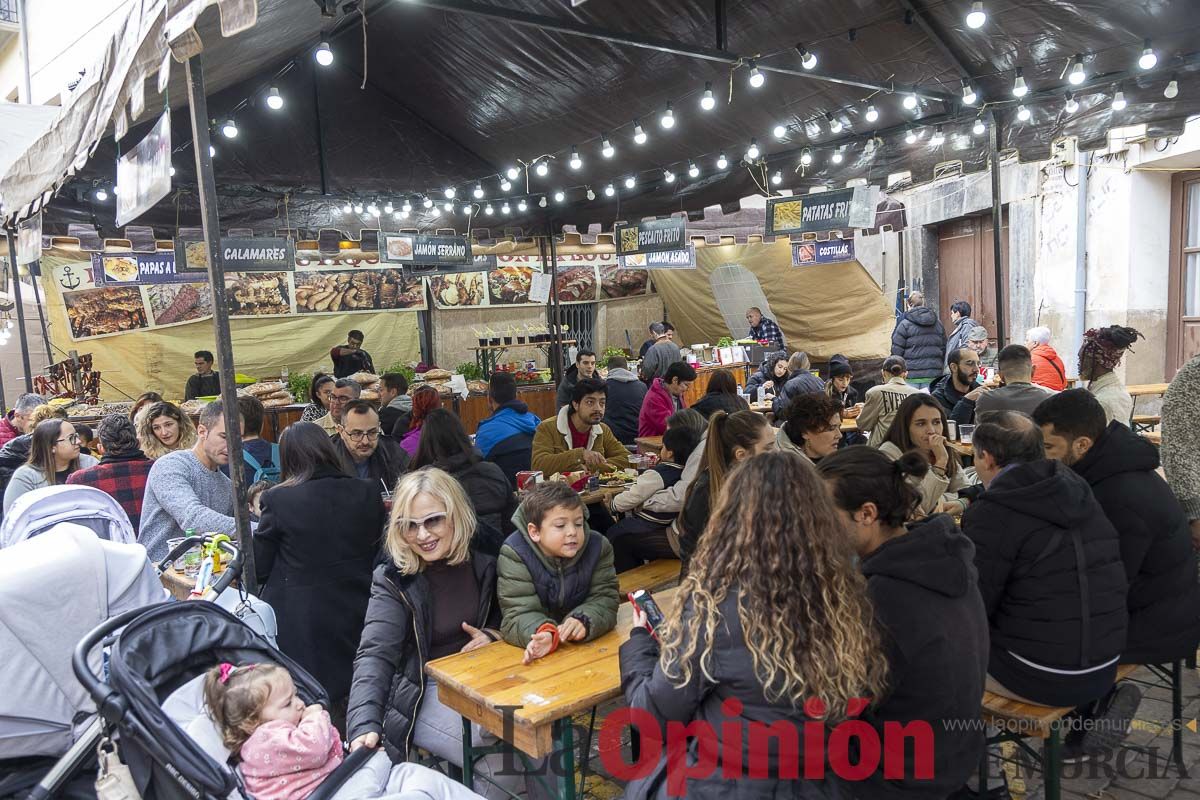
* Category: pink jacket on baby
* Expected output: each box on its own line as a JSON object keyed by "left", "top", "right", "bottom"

{"left": 239, "top": 711, "right": 344, "bottom": 800}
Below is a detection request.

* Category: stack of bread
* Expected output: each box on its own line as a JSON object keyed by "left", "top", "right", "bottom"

{"left": 348, "top": 371, "right": 382, "bottom": 402}
{"left": 244, "top": 381, "right": 295, "bottom": 408}
{"left": 418, "top": 368, "right": 456, "bottom": 397}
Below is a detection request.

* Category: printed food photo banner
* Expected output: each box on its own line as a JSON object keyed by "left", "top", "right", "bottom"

{"left": 430, "top": 253, "right": 652, "bottom": 310}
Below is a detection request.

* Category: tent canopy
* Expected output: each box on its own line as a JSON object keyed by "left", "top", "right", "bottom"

{"left": 14, "top": 0, "right": 1200, "bottom": 236}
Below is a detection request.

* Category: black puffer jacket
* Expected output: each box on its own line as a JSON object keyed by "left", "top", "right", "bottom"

{"left": 859, "top": 515, "right": 989, "bottom": 800}
{"left": 891, "top": 307, "right": 946, "bottom": 380}
{"left": 619, "top": 589, "right": 841, "bottom": 800}
{"left": 962, "top": 460, "right": 1127, "bottom": 703}
{"left": 772, "top": 371, "right": 825, "bottom": 415}
{"left": 346, "top": 552, "right": 499, "bottom": 762}
{"left": 431, "top": 450, "right": 517, "bottom": 540}
{"left": 930, "top": 373, "right": 980, "bottom": 424}
{"left": 745, "top": 356, "right": 788, "bottom": 401}
{"left": 0, "top": 435, "right": 31, "bottom": 525}
{"left": 690, "top": 391, "right": 749, "bottom": 419}
{"left": 1071, "top": 422, "right": 1200, "bottom": 664}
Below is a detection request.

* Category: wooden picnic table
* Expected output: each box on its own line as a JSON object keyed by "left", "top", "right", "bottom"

{"left": 160, "top": 567, "right": 194, "bottom": 600}
{"left": 948, "top": 439, "right": 975, "bottom": 459}
{"left": 425, "top": 587, "right": 680, "bottom": 799}
{"left": 578, "top": 484, "right": 627, "bottom": 506}
{"left": 634, "top": 435, "right": 663, "bottom": 456}
{"left": 1128, "top": 383, "right": 1170, "bottom": 397}
{"left": 1141, "top": 430, "right": 1162, "bottom": 446}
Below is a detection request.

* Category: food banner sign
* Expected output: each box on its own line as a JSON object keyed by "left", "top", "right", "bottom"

{"left": 432, "top": 253, "right": 651, "bottom": 309}
{"left": 615, "top": 218, "right": 686, "bottom": 256}
{"left": 619, "top": 245, "right": 696, "bottom": 269}
{"left": 767, "top": 187, "right": 877, "bottom": 236}
{"left": 381, "top": 233, "right": 474, "bottom": 274}
{"left": 91, "top": 252, "right": 192, "bottom": 285}
{"left": 792, "top": 238, "right": 856, "bottom": 266}
{"left": 219, "top": 238, "right": 296, "bottom": 271}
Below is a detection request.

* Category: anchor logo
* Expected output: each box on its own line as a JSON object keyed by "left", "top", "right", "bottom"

{"left": 59, "top": 266, "right": 81, "bottom": 291}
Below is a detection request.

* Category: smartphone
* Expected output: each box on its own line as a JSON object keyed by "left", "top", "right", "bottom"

{"left": 628, "top": 589, "right": 665, "bottom": 638}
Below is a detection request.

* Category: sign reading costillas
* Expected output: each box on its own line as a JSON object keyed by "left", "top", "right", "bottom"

{"left": 381, "top": 233, "right": 473, "bottom": 269}
{"left": 220, "top": 237, "right": 296, "bottom": 271}
{"left": 618, "top": 244, "right": 696, "bottom": 269}
{"left": 615, "top": 217, "right": 686, "bottom": 255}
{"left": 767, "top": 187, "right": 877, "bottom": 235}
{"left": 792, "top": 238, "right": 856, "bottom": 266}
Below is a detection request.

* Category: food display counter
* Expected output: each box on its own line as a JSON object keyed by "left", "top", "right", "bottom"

{"left": 682, "top": 363, "right": 753, "bottom": 407}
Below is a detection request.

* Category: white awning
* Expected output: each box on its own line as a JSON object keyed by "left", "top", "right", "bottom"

{"left": 0, "top": 0, "right": 257, "bottom": 225}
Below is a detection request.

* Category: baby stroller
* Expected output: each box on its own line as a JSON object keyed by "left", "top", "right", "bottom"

{"left": 68, "top": 601, "right": 371, "bottom": 800}
{"left": 0, "top": 485, "right": 138, "bottom": 549}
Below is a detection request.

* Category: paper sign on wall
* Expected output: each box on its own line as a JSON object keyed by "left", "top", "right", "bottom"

{"left": 529, "top": 272, "right": 552, "bottom": 304}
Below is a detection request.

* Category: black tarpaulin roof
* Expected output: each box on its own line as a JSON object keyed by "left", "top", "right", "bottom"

{"left": 45, "top": 0, "right": 1200, "bottom": 237}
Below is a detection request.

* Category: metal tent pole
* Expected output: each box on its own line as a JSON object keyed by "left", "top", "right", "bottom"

{"left": 5, "top": 227, "right": 34, "bottom": 392}
{"left": 27, "top": 263, "right": 51, "bottom": 368}
{"left": 988, "top": 110, "right": 1007, "bottom": 348}
{"left": 184, "top": 54, "right": 256, "bottom": 591}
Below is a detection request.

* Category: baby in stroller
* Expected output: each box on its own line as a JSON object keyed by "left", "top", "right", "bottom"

{"left": 202, "top": 662, "right": 481, "bottom": 800}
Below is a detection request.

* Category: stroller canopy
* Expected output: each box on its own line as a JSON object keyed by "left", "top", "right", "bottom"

{"left": 0, "top": 524, "right": 164, "bottom": 759}
{"left": 0, "top": 485, "right": 137, "bottom": 549}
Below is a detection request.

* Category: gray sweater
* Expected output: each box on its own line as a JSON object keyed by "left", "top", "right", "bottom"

{"left": 1163, "top": 355, "right": 1200, "bottom": 521}
{"left": 639, "top": 340, "right": 682, "bottom": 381}
{"left": 3, "top": 454, "right": 99, "bottom": 514}
{"left": 138, "top": 449, "right": 236, "bottom": 561}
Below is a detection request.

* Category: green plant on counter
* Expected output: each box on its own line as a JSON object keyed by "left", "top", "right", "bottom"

{"left": 286, "top": 372, "right": 312, "bottom": 403}
{"left": 384, "top": 362, "right": 417, "bottom": 383}
{"left": 716, "top": 336, "right": 734, "bottom": 348}
{"left": 599, "top": 346, "right": 628, "bottom": 368}
{"left": 457, "top": 362, "right": 485, "bottom": 381}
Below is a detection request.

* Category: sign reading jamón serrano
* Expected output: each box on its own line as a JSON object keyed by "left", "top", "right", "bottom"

{"left": 381, "top": 233, "right": 474, "bottom": 273}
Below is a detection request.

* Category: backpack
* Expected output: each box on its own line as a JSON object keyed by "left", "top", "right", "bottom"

{"left": 244, "top": 444, "right": 281, "bottom": 483}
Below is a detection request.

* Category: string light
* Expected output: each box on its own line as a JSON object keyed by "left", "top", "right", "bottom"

{"left": 402, "top": 199, "right": 412, "bottom": 213}
{"left": 1012, "top": 68, "right": 1028, "bottom": 98}
{"left": 569, "top": 147, "right": 582, "bottom": 170}
{"left": 660, "top": 103, "right": 675, "bottom": 129}
{"left": 502, "top": 202, "right": 511, "bottom": 214}
{"left": 443, "top": 201, "right": 454, "bottom": 212}
{"left": 773, "top": 123, "right": 787, "bottom": 139}
{"left": 745, "top": 138, "right": 760, "bottom": 160}
{"left": 771, "top": 170, "right": 782, "bottom": 185}
{"left": 1111, "top": 86, "right": 1127, "bottom": 111}
{"left": 601, "top": 135, "right": 615, "bottom": 158}
{"left": 354, "top": 203, "right": 364, "bottom": 213}
{"left": 518, "top": 199, "right": 528, "bottom": 211}
{"left": 505, "top": 166, "right": 520, "bottom": 181}
{"left": 831, "top": 148, "right": 844, "bottom": 164}
{"left": 796, "top": 45, "right": 817, "bottom": 70}
{"left": 972, "top": 117, "right": 986, "bottom": 135}
{"left": 500, "top": 177, "right": 512, "bottom": 192}
{"left": 1064, "top": 93, "right": 1079, "bottom": 113}
{"left": 966, "top": 1, "right": 986, "bottom": 29}
{"left": 554, "top": 190, "right": 566, "bottom": 202}
{"left": 625, "top": 175, "right": 636, "bottom": 189}
{"left": 700, "top": 82, "right": 717, "bottom": 111}
{"left": 800, "top": 147, "right": 813, "bottom": 166}
{"left": 384, "top": 201, "right": 394, "bottom": 213}
{"left": 604, "top": 183, "right": 615, "bottom": 197}
{"left": 209, "top": 145, "right": 216, "bottom": 157}
{"left": 864, "top": 138, "right": 876, "bottom": 156}
{"left": 266, "top": 87, "right": 284, "bottom": 110}
{"left": 1165, "top": 76, "right": 1179, "bottom": 99}
{"left": 748, "top": 60, "right": 765, "bottom": 88}
{"left": 586, "top": 187, "right": 596, "bottom": 200}
{"left": 1017, "top": 104, "right": 1031, "bottom": 121}
{"left": 462, "top": 203, "right": 473, "bottom": 215}
{"left": 539, "top": 196, "right": 548, "bottom": 208}
{"left": 473, "top": 184, "right": 484, "bottom": 199}
{"left": 423, "top": 197, "right": 434, "bottom": 209}
{"left": 93, "top": 188, "right": 108, "bottom": 201}
{"left": 535, "top": 160, "right": 549, "bottom": 177}
{"left": 169, "top": 166, "right": 175, "bottom": 177}
{"left": 865, "top": 104, "right": 879, "bottom": 123}
{"left": 664, "top": 169, "right": 676, "bottom": 183}
{"left": 716, "top": 151, "right": 728, "bottom": 170}
{"left": 1068, "top": 55, "right": 1086, "bottom": 86}
{"left": 400, "top": 209, "right": 409, "bottom": 219}
{"left": 342, "top": 202, "right": 352, "bottom": 214}
{"left": 688, "top": 160, "right": 700, "bottom": 178}
{"left": 394, "top": 210, "right": 403, "bottom": 220}
{"left": 1139, "top": 39, "right": 1157, "bottom": 70}
{"left": 444, "top": 187, "right": 456, "bottom": 199}
{"left": 905, "top": 127, "right": 917, "bottom": 144}
{"left": 962, "top": 82, "right": 978, "bottom": 105}
{"left": 633, "top": 121, "right": 648, "bottom": 145}
{"left": 903, "top": 93, "right": 918, "bottom": 110}
{"left": 484, "top": 204, "right": 494, "bottom": 215}
{"left": 315, "top": 41, "right": 333, "bottom": 66}
{"left": 827, "top": 113, "right": 844, "bottom": 134}
{"left": 930, "top": 125, "right": 946, "bottom": 146}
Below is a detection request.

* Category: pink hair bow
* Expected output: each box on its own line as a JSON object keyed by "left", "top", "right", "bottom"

{"left": 218, "top": 663, "right": 237, "bottom": 684}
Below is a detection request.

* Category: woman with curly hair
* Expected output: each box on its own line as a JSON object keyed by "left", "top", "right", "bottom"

{"left": 399, "top": 385, "right": 442, "bottom": 458}
{"left": 620, "top": 449, "right": 887, "bottom": 799}
{"left": 137, "top": 400, "right": 198, "bottom": 460}
{"left": 775, "top": 391, "right": 843, "bottom": 465}
{"left": 1079, "top": 325, "right": 1143, "bottom": 426}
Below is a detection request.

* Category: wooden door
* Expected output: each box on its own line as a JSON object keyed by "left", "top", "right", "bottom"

{"left": 937, "top": 211, "right": 1010, "bottom": 342}
{"left": 1168, "top": 171, "right": 1200, "bottom": 375}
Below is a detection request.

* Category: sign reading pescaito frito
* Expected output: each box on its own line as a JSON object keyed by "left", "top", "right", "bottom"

{"left": 767, "top": 187, "right": 877, "bottom": 235}
{"left": 615, "top": 217, "right": 687, "bottom": 255}
{"left": 381, "top": 233, "right": 474, "bottom": 271}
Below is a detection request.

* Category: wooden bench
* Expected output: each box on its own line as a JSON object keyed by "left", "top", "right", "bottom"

{"left": 617, "top": 559, "right": 681, "bottom": 597}
{"left": 982, "top": 664, "right": 1139, "bottom": 738}
{"left": 1131, "top": 414, "right": 1160, "bottom": 432}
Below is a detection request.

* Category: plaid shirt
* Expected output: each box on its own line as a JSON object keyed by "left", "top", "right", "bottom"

{"left": 749, "top": 317, "right": 786, "bottom": 349}
{"left": 66, "top": 453, "right": 154, "bottom": 531}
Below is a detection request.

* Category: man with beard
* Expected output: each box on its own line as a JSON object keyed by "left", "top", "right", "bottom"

{"left": 931, "top": 348, "right": 986, "bottom": 424}
{"left": 333, "top": 400, "right": 410, "bottom": 490}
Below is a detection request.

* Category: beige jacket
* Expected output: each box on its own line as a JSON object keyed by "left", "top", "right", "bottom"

{"left": 1087, "top": 372, "right": 1133, "bottom": 427}
{"left": 858, "top": 377, "right": 920, "bottom": 447}
{"left": 878, "top": 441, "right": 973, "bottom": 517}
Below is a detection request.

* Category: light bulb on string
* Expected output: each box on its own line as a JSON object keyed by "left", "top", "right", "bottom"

{"left": 771, "top": 170, "right": 782, "bottom": 185}
{"left": 93, "top": 187, "right": 108, "bottom": 202}
{"left": 518, "top": 199, "right": 528, "bottom": 211}
{"left": 905, "top": 128, "right": 917, "bottom": 144}
{"left": 369, "top": 202, "right": 380, "bottom": 217}
{"left": 1068, "top": 55, "right": 1086, "bottom": 86}
{"left": 266, "top": 87, "right": 284, "bottom": 110}
{"left": 601, "top": 136, "right": 615, "bottom": 158}
{"left": 688, "top": 160, "right": 700, "bottom": 178}
{"left": 444, "top": 186, "right": 456, "bottom": 199}
{"left": 399, "top": 210, "right": 409, "bottom": 219}
{"left": 827, "top": 113, "right": 843, "bottom": 134}
{"left": 443, "top": 201, "right": 454, "bottom": 212}
{"left": 423, "top": 197, "right": 434, "bottom": 209}
{"left": 393, "top": 211, "right": 403, "bottom": 220}
{"left": 1017, "top": 104, "right": 1031, "bottom": 121}
{"left": 384, "top": 201, "right": 394, "bottom": 213}
{"left": 473, "top": 184, "right": 484, "bottom": 199}
{"left": 586, "top": 187, "right": 596, "bottom": 200}
{"left": 966, "top": 1, "right": 986, "bottom": 29}
{"left": 831, "top": 148, "right": 844, "bottom": 164}
{"left": 973, "top": 117, "right": 986, "bottom": 135}
{"left": 800, "top": 148, "right": 813, "bottom": 166}
{"left": 500, "top": 177, "right": 512, "bottom": 192}
{"left": 354, "top": 203, "right": 364, "bottom": 214}
{"left": 797, "top": 45, "right": 817, "bottom": 70}
{"left": 903, "top": 93, "right": 918, "bottom": 110}
{"left": 315, "top": 41, "right": 333, "bottom": 66}
{"left": 773, "top": 123, "right": 787, "bottom": 139}
{"left": 209, "top": 145, "right": 216, "bottom": 157}
{"left": 1012, "top": 68, "right": 1028, "bottom": 98}
{"left": 112, "top": 185, "right": 120, "bottom": 196}
{"left": 554, "top": 190, "right": 565, "bottom": 203}
{"left": 604, "top": 183, "right": 615, "bottom": 197}
{"left": 633, "top": 121, "right": 647, "bottom": 145}
{"left": 745, "top": 138, "right": 760, "bottom": 160}
{"left": 700, "top": 82, "right": 716, "bottom": 111}
{"left": 535, "top": 160, "right": 549, "bottom": 177}
{"left": 342, "top": 202, "right": 352, "bottom": 214}
{"left": 1064, "top": 93, "right": 1079, "bottom": 113}
{"left": 1139, "top": 39, "right": 1157, "bottom": 70}
{"left": 505, "top": 166, "right": 520, "bottom": 181}
{"left": 624, "top": 175, "right": 636, "bottom": 189}
{"left": 484, "top": 204, "right": 494, "bottom": 216}
{"left": 569, "top": 147, "right": 582, "bottom": 170}
{"left": 865, "top": 105, "right": 879, "bottom": 123}
{"left": 716, "top": 151, "right": 728, "bottom": 170}
{"left": 402, "top": 199, "right": 412, "bottom": 213}
{"left": 748, "top": 60, "right": 764, "bottom": 88}
{"left": 660, "top": 103, "right": 675, "bottom": 129}
{"left": 930, "top": 125, "right": 946, "bottom": 146}
{"left": 864, "top": 138, "right": 876, "bottom": 156}
{"left": 538, "top": 196, "right": 548, "bottom": 208}
{"left": 461, "top": 203, "right": 473, "bottom": 215}
{"left": 664, "top": 169, "right": 675, "bottom": 183}
{"left": 169, "top": 166, "right": 175, "bottom": 177}
{"left": 1165, "top": 76, "right": 1179, "bottom": 99}
{"left": 502, "top": 202, "right": 511, "bottom": 214}
{"left": 1111, "top": 87, "right": 1127, "bottom": 111}
{"left": 962, "top": 83, "right": 978, "bottom": 105}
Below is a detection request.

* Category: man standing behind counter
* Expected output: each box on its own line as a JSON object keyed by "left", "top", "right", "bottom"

{"left": 745, "top": 306, "right": 785, "bottom": 350}
{"left": 184, "top": 351, "right": 221, "bottom": 401}
{"left": 330, "top": 329, "right": 375, "bottom": 378}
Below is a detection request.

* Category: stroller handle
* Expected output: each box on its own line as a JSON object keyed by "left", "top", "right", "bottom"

{"left": 158, "top": 534, "right": 244, "bottom": 596}
{"left": 71, "top": 606, "right": 146, "bottom": 720}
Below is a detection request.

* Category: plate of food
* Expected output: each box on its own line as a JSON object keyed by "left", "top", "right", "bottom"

{"left": 385, "top": 235, "right": 414, "bottom": 261}
{"left": 431, "top": 273, "right": 484, "bottom": 307}
{"left": 555, "top": 266, "right": 597, "bottom": 302}
{"left": 102, "top": 256, "right": 139, "bottom": 283}
{"left": 600, "top": 264, "right": 648, "bottom": 298}
{"left": 487, "top": 266, "right": 534, "bottom": 304}
{"left": 184, "top": 241, "right": 209, "bottom": 270}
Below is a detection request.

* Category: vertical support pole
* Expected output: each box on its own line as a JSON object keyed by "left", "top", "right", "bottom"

{"left": 714, "top": 0, "right": 726, "bottom": 50}
{"left": 545, "top": 222, "right": 564, "bottom": 380}
{"left": 184, "top": 54, "right": 256, "bottom": 591}
{"left": 988, "top": 110, "right": 1007, "bottom": 347}
{"left": 16, "top": 0, "right": 31, "bottom": 104}
{"left": 27, "top": 262, "right": 52, "bottom": 366}
{"left": 5, "top": 227, "right": 34, "bottom": 392}
{"left": 313, "top": 65, "right": 329, "bottom": 197}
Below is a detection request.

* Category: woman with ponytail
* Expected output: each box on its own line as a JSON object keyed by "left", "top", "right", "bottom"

{"left": 673, "top": 410, "right": 773, "bottom": 572}
{"left": 880, "top": 393, "right": 974, "bottom": 517}
{"left": 819, "top": 446, "right": 989, "bottom": 800}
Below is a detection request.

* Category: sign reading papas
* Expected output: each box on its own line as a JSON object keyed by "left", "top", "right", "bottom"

{"left": 615, "top": 218, "right": 687, "bottom": 255}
